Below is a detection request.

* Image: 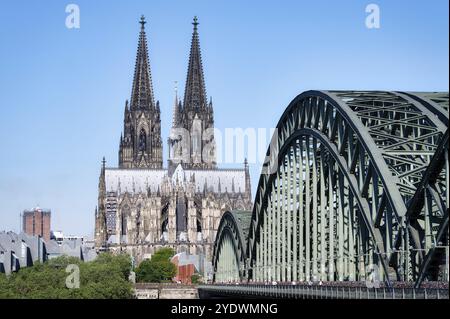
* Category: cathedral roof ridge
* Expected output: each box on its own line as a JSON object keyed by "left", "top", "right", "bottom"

{"left": 107, "top": 167, "right": 246, "bottom": 173}
{"left": 106, "top": 167, "right": 167, "bottom": 172}
{"left": 184, "top": 167, "right": 246, "bottom": 172}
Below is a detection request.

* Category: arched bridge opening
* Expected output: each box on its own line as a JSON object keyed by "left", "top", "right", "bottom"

{"left": 212, "top": 91, "right": 448, "bottom": 292}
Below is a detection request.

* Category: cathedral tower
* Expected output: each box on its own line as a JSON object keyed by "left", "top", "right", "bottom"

{"left": 119, "top": 16, "right": 163, "bottom": 169}
{"left": 95, "top": 16, "right": 252, "bottom": 267}
{"left": 168, "top": 17, "right": 216, "bottom": 171}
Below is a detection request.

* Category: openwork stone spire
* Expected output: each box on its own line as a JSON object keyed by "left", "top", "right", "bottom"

{"left": 119, "top": 16, "right": 163, "bottom": 169}
{"left": 130, "top": 15, "right": 155, "bottom": 110}
{"left": 183, "top": 16, "right": 207, "bottom": 110}
{"left": 168, "top": 16, "right": 216, "bottom": 170}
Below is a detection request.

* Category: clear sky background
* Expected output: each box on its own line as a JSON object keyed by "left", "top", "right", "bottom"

{"left": 0, "top": 0, "right": 448, "bottom": 237}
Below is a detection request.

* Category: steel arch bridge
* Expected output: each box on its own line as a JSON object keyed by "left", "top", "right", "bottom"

{"left": 212, "top": 211, "right": 252, "bottom": 283}
{"left": 212, "top": 90, "right": 449, "bottom": 289}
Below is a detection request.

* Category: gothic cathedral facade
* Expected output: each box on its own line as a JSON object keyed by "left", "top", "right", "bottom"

{"left": 94, "top": 16, "right": 253, "bottom": 270}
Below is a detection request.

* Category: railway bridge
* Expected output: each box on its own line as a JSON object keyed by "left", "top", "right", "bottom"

{"left": 203, "top": 91, "right": 449, "bottom": 299}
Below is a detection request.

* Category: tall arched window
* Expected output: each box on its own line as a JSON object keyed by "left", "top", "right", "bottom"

{"left": 136, "top": 205, "right": 141, "bottom": 240}
{"left": 193, "top": 134, "right": 199, "bottom": 153}
{"left": 121, "top": 206, "right": 130, "bottom": 236}
{"left": 139, "top": 129, "right": 147, "bottom": 152}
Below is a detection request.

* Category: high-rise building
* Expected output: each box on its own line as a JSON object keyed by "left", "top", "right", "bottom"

{"left": 94, "top": 16, "right": 252, "bottom": 265}
{"left": 22, "top": 207, "right": 51, "bottom": 242}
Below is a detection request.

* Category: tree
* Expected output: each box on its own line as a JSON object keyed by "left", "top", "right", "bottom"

{"left": 191, "top": 273, "right": 202, "bottom": 284}
{"left": 0, "top": 253, "right": 134, "bottom": 299}
{"left": 151, "top": 247, "right": 176, "bottom": 262}
{"left": 94, "top": 252, "right": 132, "bottom": 279}
{"left": 135, "top": 248, "right": 177, "bottom": 283}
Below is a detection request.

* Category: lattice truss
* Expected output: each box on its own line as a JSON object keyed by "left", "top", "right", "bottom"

{"left": 244, "top": 91, "right": 448, "bottom": 287}
{"left": 213, "top": 211, "right": 250, "bottom": 283}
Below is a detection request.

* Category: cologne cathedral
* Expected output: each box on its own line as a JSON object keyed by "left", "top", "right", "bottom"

{"left": 94, "top": 16, "right": 253, "bottom": 268}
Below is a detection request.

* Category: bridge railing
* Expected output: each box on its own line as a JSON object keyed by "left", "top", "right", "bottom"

{"left": 198, "top": 284, "right": 449, "bottom": 299}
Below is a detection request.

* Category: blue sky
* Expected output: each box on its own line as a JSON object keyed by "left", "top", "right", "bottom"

{"left": 0, "top": 0, "right": 448, "bottom": 236}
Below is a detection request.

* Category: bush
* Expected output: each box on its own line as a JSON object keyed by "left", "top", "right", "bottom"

{"left": 135, "top": 248, "right": 177, "bottom": 283}
{"left": 191, "top": 273, "right": 202, "bottom": 284}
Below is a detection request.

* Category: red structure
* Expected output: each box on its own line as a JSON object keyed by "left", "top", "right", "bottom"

{"left": 22, "top": 207, "right": 51, "bottom": 242}
{"left": 171, "top": 254, "right": 196, "bottom": 284}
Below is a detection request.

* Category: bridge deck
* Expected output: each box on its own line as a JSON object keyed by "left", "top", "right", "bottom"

{"left": 198, "top": 284, "right": 449, "bottom": 299}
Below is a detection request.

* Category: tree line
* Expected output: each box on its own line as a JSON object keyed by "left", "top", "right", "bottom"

{"left": 0, "top": 248, "right": 201, "bottom": 298}
{"left": 0, "top": 253, "right": 133, "bottom": 299}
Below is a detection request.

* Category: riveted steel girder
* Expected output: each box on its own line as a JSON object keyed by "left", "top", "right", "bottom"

{"left": 213, "top": 90, "right": 448, "bottom": 286}
{"left": 212, "top": 211, "right": 251, "bottom": 282}
{"left": 245, "top": 90, "right": 448, "bottom": 285}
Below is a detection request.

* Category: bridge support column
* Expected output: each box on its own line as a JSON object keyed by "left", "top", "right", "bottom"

{"left": 281, "top": 164, "right": 287, "bottom": 282}
{"left": 270, "top": 198, "right": 275, "bottom": 281}
{"left": 319, "top": 150, "right": 327, "bottom": 281}
{"left": 287, "top": 148, "right": 294, "bottom": 282}
{"left": 299, "top": 141, "right": 304, "bottom": 282}
{"left": 312, "top": 138, "right": 319, "bottom": 281}
{"left": 328, "top": 158, "right": 335, "bottom": 281}
{"left": 292, "top": 142, "right": 298, "bottom": 282}
{"left": 305, "top": 139, "right": 311, "bottom": 282}
{"left": 276, "top": 170, "right": 281, "bottom": 281}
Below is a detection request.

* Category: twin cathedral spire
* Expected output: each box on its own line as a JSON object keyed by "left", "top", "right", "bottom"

{"left": 119, "top": 16, "right": 216, "bottom": 170}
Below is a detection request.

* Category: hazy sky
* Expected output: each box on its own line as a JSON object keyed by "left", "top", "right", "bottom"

{"left": 0, "top": 0, "right": 448, "bottom": 236}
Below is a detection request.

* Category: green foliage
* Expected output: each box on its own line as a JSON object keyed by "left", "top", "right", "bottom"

{"left": 94, "top": 252, "right": 132, "bottom": 279}
{"left": 135, "top": 248, "right": 177, "bottom": 283}
{"left": 191, "top": 273, "right": 201, "bottom": 284}
{"left": 0, "top": 253, "right": 134, "bottom": 299}
{"left": 151, "top": 247, "right": 176, "bottom": 263}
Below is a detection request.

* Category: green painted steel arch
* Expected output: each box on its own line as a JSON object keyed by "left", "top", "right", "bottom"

{"left": 247, "top": 90, "right": 448, "bottom": 286}
{"left": 212, "top": 211, "right": 252, "bottom": 283}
